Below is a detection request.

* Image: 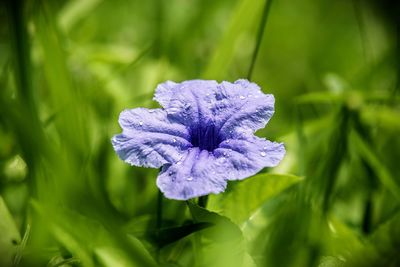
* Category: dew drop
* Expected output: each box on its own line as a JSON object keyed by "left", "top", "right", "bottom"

{"left": 223, "top": 152, "right": 227, "bottom": 156}
{"left": 239, "top": 95, "right": 246, "bottom": 100}
{"left": 260, "top": 152, "right": 266, "bottom": 157}
{"left": 172, "top": 138, "right": 177, "bottom": 143}
{"left": 226, "top": 140, "right": 230, "bottom": 144}
{"left": 139, "top": 121, "right": 143, "bottom": 126}
{"left": 186, "top": 176, "right": 193, "bottom": 181}
{"left": 148, "top": 110, "right": 154, "bottom": 113}
{"left": 168, "top": 171, "right": 174, "bottom": 176}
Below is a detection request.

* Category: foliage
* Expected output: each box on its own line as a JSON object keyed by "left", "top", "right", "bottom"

{"left": 0, "top": 0, "right": 399, "bottom": 266}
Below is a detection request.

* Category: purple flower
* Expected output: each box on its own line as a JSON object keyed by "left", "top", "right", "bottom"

{"left": 111, "top": 79, "right": 285, "bottom": 200}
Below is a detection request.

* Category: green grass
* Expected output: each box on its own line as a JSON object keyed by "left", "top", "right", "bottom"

{"left": 1, "top": 0, "right": 399, "bottom": 266}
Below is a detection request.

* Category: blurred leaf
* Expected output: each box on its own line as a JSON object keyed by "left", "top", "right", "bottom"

{"left": 203, "top": 0, "right": 263, "bottom": 79}
{"left": 47, "top": 255, "right": 80, "bottom": 267}
{"left": 350, "top": 130, "right": 400, "bottom": 201}
{"left": 13, "top": 223, "right": 30, "bottom": 266}
{"left": 32, "top": 201, "right": 157, "bottom": 267}
{"left": 35, "top": 0, "right": 88, "bottom": 153}
{"left": 296, "top": 92, "right": 344, "bottom": 104}
{"left": 209, "top": 173, "right": 302, "bottom": 225}
{"left": 361, "top": 105, "right": 400, "bottom": 131}
{"left": 318, "top": 256, "right": 345, "bottom": 267}
{"left": 59, "top": 0, "right": 103, "bottom": 33}
{"left": 322, "top": 73, "right": 349, "bottom": 94}
{"left": 348, "top": 211, "right": 400, "bottom": 266}
{"left": 0, "top": 196, "right": 20, "bottom": 267}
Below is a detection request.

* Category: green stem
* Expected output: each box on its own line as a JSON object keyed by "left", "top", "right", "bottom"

{"left": 198, "top": 195, "right": 208, "bottom": 209}
{"left": 247, "top": 0, "right": 274, "bottom": 80}
{"left": 156, "top": 189, "right": 163, "bottom": 230}
{"left": 156, "top": 190, "right": 163, "bottom": 261}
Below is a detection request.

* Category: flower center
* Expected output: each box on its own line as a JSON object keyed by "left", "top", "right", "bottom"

{"left": 189, "top": 122, "right": 221, "bottom": 152}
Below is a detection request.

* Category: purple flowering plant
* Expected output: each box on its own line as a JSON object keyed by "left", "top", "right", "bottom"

{"left": 111, "top": 79, "right": 285, "bottom": 200}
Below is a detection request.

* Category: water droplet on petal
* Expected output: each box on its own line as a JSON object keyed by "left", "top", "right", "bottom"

{"left": 172, "top": 138, "right": 177, "bottom": 143}
{"left": 260, "top": 152, "right": 266, "bottom": 157}
{"left": 263, "top": 146, "right": 267, "bottom": 150}
{"left": 186, "top": 176, "right": 193, "bottom": 181}
{"left": 148, "top": 110, "right": 154, "bottom": 113}
{"left": 139, "top": 121, "right": 143, "bottom": 126}
{"left": 226, "top": 140, "right": 230, "bottom": 144}
{"left": 239, "top": 95, "right": 246, "bottom": 100}
{"left": 223, "top": 152, "right": 227, "bottom": 156}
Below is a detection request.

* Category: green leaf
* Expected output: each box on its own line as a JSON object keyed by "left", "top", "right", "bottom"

{"left": 187, "top": 201, "right": 243, "bottom": 242}
{"left": 208, "top": 173, "right": 302, "bottom": 225}
{"left": 148, "top": 222, "right": 213, "bottom": 248}
{"left": 187, "top": 202, "right": 254, "bottom": 267}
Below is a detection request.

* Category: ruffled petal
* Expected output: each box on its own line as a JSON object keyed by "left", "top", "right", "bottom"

{"left": 154, "top": 80, "right": 218, "bottom": 127}
{"left": 217, "top": 80, "right": 275, "bottom": 138}
{"left": 156, "top": 147, "right": 228, "bottom": 200}
{"left": 156, "top": 136, "right": 285, "bottom": 200}
{"left": 214, "top": 135, "right": 285, "bottom": 181}
{"left": 153, "top": 79, "right": 274, "bottom": 137}
{"left": 153, "top": 80, "right": 178, "bottom": 108}
{"left": 111, "top": 108, "right": 192, "bottom": 168}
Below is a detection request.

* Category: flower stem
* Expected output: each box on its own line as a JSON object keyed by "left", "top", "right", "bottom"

{"left": 247, "top": 0, "right": 274, "bottom": 80}
{"left": 156, "top": 189, "right": 163, "bottom": 230}
{"left": 198, "top": 195, "right": 208, "bottom": 208}
{"left": 156, "top": 189, "right": 163, "bottom": 261}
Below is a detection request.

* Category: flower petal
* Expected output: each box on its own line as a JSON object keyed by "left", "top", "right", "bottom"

{"left": 214, "top": 135, "right": 285, "bottom": 181}
{"left": 217, "top": 80, "right": 275, "bottom": 137}
{"left": 156, "top": 147, "right": 228, "bottom": 200}
{"left": 111, "top": 108, "right": 192, "bottom": 168}
{"left": 153, "top": 79, "right": 274, "bottom": 137}
{"left": 154, "top": 80, "right": 218, "bottom": 127}
{"left": 153, "top": 80, "right": 178, "bottom": 108}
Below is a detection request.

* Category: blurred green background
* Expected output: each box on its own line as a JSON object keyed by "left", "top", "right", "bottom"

{"left": 1, "top": 0, "right": 399, "bottom": 266}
